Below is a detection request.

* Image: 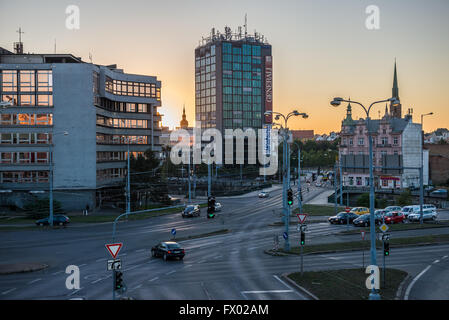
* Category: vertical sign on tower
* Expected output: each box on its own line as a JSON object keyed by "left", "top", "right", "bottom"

{"left": 264, "top": 56, "right": 273, "bottom": 123}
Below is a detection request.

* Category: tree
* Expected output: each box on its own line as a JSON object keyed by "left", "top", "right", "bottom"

{"left": 23, "top": 198, "right": 64, "bottom": 219}
{"left": 396, "top": 189, "right": 412, "bottom": 207}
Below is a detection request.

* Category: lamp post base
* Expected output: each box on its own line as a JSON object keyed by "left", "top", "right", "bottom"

{"left": 369, "top": 292, "right": 381, "bottom": 300}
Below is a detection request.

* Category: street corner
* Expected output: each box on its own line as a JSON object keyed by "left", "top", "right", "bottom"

{"left": 0, "top": 262, "right": 48, "bottom": 275}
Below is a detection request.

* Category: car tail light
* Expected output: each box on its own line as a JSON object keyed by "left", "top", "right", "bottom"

{"left": 182, "top": 250, "right": 185, "bottom": 254}
{"left": 167, "top": 251, "right": 171, "bottom": 254}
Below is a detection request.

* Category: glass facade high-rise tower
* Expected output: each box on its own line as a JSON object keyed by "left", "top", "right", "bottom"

{"left": 195, "top": 27, "right": 273, "bottom": 134}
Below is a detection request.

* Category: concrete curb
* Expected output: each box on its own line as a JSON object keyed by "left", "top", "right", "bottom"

{"left": 395, "top": 274, "right": 412, "bottom": 300}
{"left": 281, "top": 273, "right": 319, "bottom": 300}
{"left": 0, "top": 263, "right": 48, "bottom": 275}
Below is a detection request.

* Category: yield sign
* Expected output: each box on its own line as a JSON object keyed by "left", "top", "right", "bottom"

{"left": 345, "top": 207, "right": 351, "bottom": 213}
{"left": 296, "top": 214, "right": 308, "bottom": 224}
{"left": 105, "top": 243, "right": 122, "bottom": 259}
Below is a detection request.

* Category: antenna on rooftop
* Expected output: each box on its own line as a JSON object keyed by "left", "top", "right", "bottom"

{"left": 14, "top": 27, "right": 24, "bottom": 54}
{"left": 244, "top": 13, "right": 247, "bottom": 38}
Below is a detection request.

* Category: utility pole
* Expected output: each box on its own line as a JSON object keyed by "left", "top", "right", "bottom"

{"left": 126, "top": 138, "right": 131, "bottom": 218}
{"left": 208, "top": 162, "right": 211, "bottom": 197}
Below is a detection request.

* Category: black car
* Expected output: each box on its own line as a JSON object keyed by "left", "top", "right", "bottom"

{"left": 35, "top": 215, "right": 70, "bottom": 226}
{"left": 352, "top": 213, "right": 383, "bottom": 227}
{"left": 328, "top": 212, "right": 359, "bottom": 224}
{"left": 151, "top": 242, "right": 185, "bottom": 261}
{"left": 182, "top": 205, "right": 200, "bottom": 218}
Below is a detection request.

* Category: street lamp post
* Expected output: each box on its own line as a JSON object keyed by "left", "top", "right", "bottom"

{"left": 49, "top": 131, "right": 69, "bottom": 227}
{"left": 330, "top": 97, "right": 399, "bottom": 300}
{"left": 264, "top": 110, "right": 308, "bottom": 252}
{"left": 293, "top": 141, "right": 303, "bottom": 214}
{"left": 420, "top": 112, "right": 433, "bottom": 224}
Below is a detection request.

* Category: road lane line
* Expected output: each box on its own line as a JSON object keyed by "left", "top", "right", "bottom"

{"left": 27, "top": 278, "right": 42, "bottom": 285}
{"left": 124, "top": 265, "right": 138, "bottom": 272}
{"left": 183, "top": 264, "right": 193, "bottom": 268}
{"left": 52, "top": 270, "right": 64, "bottom": 275}
{"left": 433, "top": 260, "right": 440, "bottom": 264}
{"left": 442, "top": 255, "right": 448, "bottom": 260}
{"left": 79, "top": 264, "right": 87, "bottom": 267}
{"left": 2, "top": 288, "right": 16, "bottom": 295}
{"left": 404, "top": 265, "right": 432, "bottom": 300}
{"left": 165, "top": 270, "right": 176, "bottom": 275}
{"left": 91, "top": 278, "right": 103, "bottom": 284}
{"left": 149, "top": 277, "right": 159, "bottom": 282}
{"left": 68, "top": 288, "right": 83, "bottom": 296}
{"left": 241, "top": 290, "right": 293, "bottom": 294}
{"left": 96, "top": 258, "right": 106, "bottom": 262}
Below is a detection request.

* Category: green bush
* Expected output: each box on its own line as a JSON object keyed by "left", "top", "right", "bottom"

{"left": 23, "top": 198, "right": 64, "bottom": 219}
{"left": 356, "top": 193, "right": 387, "bottom": 208}
{"left": 396, "top": 189, "right": 412, "bottom": 207}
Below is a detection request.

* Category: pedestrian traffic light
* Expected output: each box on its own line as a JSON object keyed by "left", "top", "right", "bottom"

{"left": 287, "top": 188, "right": 293, "bottom": 206}
{"left": 114, "top": 271, "right": 124, "bottom": 290}
{"left": 384, "top": 241, "right": 390, "bottom": 256}
{"left": 300, "top": 231, "right": 305, "bottom": 245}
{"left": 207, "top": 196, "right": 215, "bottom": 218}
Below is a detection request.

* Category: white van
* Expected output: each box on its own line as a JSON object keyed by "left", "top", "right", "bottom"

{"left": 401, "top": 204, "right": 436, "bottom": 218}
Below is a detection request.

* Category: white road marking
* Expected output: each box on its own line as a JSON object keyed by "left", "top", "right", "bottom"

{"left": 91, "top": 278, "right": 103, "bottom": 284}
{"left": 124, "top": 265, "right": 138, "bottom": 272}
{"left": 96, "top": 258, "right": 106, "bottom": 262}
{"left": 52, "top": 270, "right": 64, "bottom": 275}
{"left": 165, "top": 270, "right": 176, "bottom": 275}
{"left": 241, "top": 290, "right": 293, "bottom": 294}
{"left": 433, "top": 260, "right": 440, "bottom": 264}
{"left": 183, "top": 264, "right": 193, "bottom": 268}
{"left": 135, "top": 249, "right": 146, "bottom": 253}
{"left": 404, "top": 265, "right": 432, "bottom": 300}
{"left": 130, "top": 284, "right": 142, "bottom": 291}
{"left": 149, "top": 277, "right": 159, "bottom": 282}
{"left": 442, "top": 255, "right": 448, "bottom": 260}
{"left": 27, "top": 278, "right": 42, "bottom": 285}
{"left": 2, "top": 288, "right": 16, "bottom": 295}
{"left": 197, "top": 260, "right": 206, "bottom": 264}
{"left": 68, "top": 288, "right": 83, "bottom": 296}
{"left": 79, "top": 264, "right": 87, "bottom": 267}
{"left": 248, "top": 247, "right": 258, "bottom": 250}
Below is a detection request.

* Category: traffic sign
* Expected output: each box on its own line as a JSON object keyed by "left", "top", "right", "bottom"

{"left": 345, "top": 207, "right": 351, "bottom": 213}
{"left": 382, "top": 233, "right": 390, "bottom": 241}
{"left": 105, "top": 243, "right": 123, "bottom": 259}
{"left": 283, "top": 232, "right": 288, "bottom": 240}
{"left": 300, "top": 224, "right": 307, "bottom": 232}
{"left": 296, "top": 213, "right": 308, "bottom": 224}
{"left": 171, "top": 228, "right": 176, "bottom": 236}
{"left": 361, "top": 230, "right": 365, "bottom": 240}
{"left": 379, "top": 223, "right": 389, "bottom": 233}
{"left": 107, "top": 259, "right": 122, "bottom": 271}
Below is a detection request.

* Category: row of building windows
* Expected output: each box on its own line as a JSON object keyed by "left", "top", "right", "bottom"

{"left": 195, "top": 56, "right": 216, "bottom": 68}
{"left": 0, "top": 133, "right": 52, "bottom": 144}
{"left": 223, "top": 94, "right": 262, "bottom": 103}
{"left": 223, "top": 111, "right": 262, "bottom": 120}
{"left": 98, "top": 98, "right": 150, "bottom": 113}
{"left": 1, "top": 113, "right": 53, "bottom": 126}
{"left": 197, "top": 111, "right": 217, "bottom": 121}
{"left": 196, "top": 96, "right": 217, "bottom": 106}
{"left": 343, "top": 136, "right": 399, "bottom": 146}
{"left": 0, "top": 171, "right": 49, "bottom": 183}
{"left": 0, "top": 152, "right": 49, "bottom": 164}
{"left": 223, "top": 118, "right": 261, "bottom": 128}
{"left": 222, "top": 54, "right": 262, "bottom": 65}
{"left": 223, "top": 102, "right": 262, "bottom": 112}
{"left": 96, "top": 134, "right": 149, "bottom": 145}
{"left": 196, "top": 88, "right": 217, "bottom": 99}
{"left": 222, "top": 43, "right": 261, "bottom": 56}
{"left": 1, "top": 94, "right": 53, "bottom": 106}
{"left": 196, "top": 79, "right": 216, "bottom": 91}
{"left": 96, "top": 115, "right": 148, "bottom": 129}
{"left": 105, "top": 77, "right": 161, "bottom": 100}
{"left": 96, "top": 151, "right": 144, "bottom": 162}
{"left": 0, "top": 70, "right": 53, "bottom": 93}
{"left": 97, "top": 168, "right": 126, "bottom": 181}
{"left": 222, "top": 78, "right": 262, "bottom": 89}
{"left": 223, "top": 86, "right": 263, "bottom": 96}
{"left": 222, "top": 70, "right": 261, "bottom": 82}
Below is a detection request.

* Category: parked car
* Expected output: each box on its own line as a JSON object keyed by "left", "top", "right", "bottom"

{"left": 151, "top": 241, "right": 185, "bottom": 261}
{"left": 384, "top": 211, "right": 405, "bottom": 224}
{"left": 36, "top": 215, "right": 70, "bottom": 226}
{"left": 258, "top": 191, "right": 269, "bottom": 198}
{"left": 182, "top": 205, "right": 200, "bottom": 218}
{"left": 375, "top": 209, "right": 388, "bottom": 221}
{"left": 430, "top": 189, "right": 448, "bottom": 198}
{"left": 408, "top": 209, "right": 438, "bottom": 222}
{"left": 400, "top": 205, "right": 419, "bottom": 218}
{"left": 328, "top": 212, "right": 359, "bottom": 225}
{"left": 350, "top": 207, "right": 370, "bottom": 215}
{"left": 214, "top": 202, "right": 222, "bottom": 212}
{"left": 384, "top": 206, "right": 402, "bottom": 212}
{"left": 353, "top": 213, "right": 383, "bottom": 227}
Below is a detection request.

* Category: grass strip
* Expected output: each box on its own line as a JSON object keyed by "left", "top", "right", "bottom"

{"left": 287, "top": 268, "right": 407, "bottom": 300}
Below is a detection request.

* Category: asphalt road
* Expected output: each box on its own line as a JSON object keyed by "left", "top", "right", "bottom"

{"left": 1, "top": 184, "right": 448, "bottom": 300}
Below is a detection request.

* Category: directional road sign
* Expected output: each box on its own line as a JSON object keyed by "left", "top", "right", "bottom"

{"left": 283, "top": 232, "right": 288, "bottom": 240}
{"left": 361, "top": 230, "right": 365, "bottom": 240}
{"left": 171, "top": 228, "right": 176, "bottom": 236}
{"left": 105, "top": 243, "right": 123, "bottom": 259}
{"left": 296, "top": 214, "right": 308, "bottom": 224}
{"left": 107, "top": 259, "right": 122, "bottom": 271}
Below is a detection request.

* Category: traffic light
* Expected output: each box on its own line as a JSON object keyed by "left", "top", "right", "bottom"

{"left": 383, "top": 241, "right": 390, "bottom": 256}
{"left": 287, "top": 188, "right": 293, "bottom": 206}
{"left": 207, "top": 196, "right": 215, "bottom": 218}
{"left": 114, "top": 271, "right": 124, "bottom": 290}
{"left": 300, "top": 231, "right": 305, "bottom": 246}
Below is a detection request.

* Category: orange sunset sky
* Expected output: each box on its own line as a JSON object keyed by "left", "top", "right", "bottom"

{"left": 1, "top": 0, "right": 448, "bottom": 134}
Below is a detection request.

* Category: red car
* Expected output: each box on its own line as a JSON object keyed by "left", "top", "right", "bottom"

{"left": 384, "top": 211, "right": 405, "bottom": 224}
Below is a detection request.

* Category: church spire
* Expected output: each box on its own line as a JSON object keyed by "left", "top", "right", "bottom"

{"left": 392, "top": 59, "right": 399, "bottom": 99}
{"left": 180, "top": 104, "right": 189, "bottom": 129}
